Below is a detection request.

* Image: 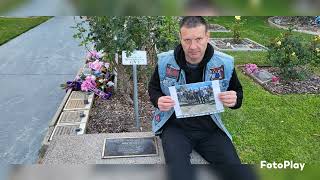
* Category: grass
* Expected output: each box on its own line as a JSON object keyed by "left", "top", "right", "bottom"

{"left": 206, "top": 17, "right": 320, "bottom": 165}
{"left": 0, "top": 16, "right": 52, "bottom": 45}
{"left": 0, "top": 0, "right": 28, "bottom": 14}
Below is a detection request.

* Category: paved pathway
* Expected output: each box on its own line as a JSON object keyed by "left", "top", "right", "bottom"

{"left": 0, "top": 16, "right": 87, "bottom": 163}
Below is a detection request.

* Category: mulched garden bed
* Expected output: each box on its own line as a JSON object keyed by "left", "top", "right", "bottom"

{"left": 239, "top": 66, "right": 320, "bottom": 94}
{"left": 86, "top": 82, "right": 153, "bottom": 134}
{"left": 208, "top": 23, "right": 230, "bottom": 32}
{"left": 269, "top": 16, "right": 320, "bottom": 35}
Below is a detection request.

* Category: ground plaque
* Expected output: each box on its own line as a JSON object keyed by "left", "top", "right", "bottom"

{"left": 57, "top": 110, "right": 89, "bottom": 125}
{"left": 102, "top": 137, "right": 158, "bottom": 158}
{"left": 253, "top": 70, "right": 274, "bottom": 83}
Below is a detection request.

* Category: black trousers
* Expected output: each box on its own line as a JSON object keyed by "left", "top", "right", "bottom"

{"left": 160, "top": 123, "right": 257, "bottom": 180}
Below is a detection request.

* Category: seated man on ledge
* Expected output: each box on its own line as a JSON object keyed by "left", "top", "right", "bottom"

{"left": 148, "top": 16, "right": 256, "bottom": 180}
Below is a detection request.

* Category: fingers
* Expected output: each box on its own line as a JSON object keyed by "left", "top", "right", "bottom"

{"left": 219, "top": 91, "right": 237, "bottom": 107}
{"left": 158, "top": 96, "right": 175, "bottom": 112}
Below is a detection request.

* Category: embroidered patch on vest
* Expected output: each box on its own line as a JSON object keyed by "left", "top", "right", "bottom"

{"left": 155, "top": 114, "right": 161, "bottom": 122}
{"left": 210, "top": 65, "right": 225, "bottom": 80}
{"left": 154, "top": 112, "right": 162, "bottom": 125}
{"left": 165, "top": 64, "right": 180, "bottom": 80}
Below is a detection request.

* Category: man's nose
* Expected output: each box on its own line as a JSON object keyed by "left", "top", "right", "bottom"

{"left": 189, "top": 41, "right": 197, "bottom": 49}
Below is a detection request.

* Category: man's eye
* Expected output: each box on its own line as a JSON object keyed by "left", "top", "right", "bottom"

{"left": 196, "top": 38, "right": 202, "bottom": 41}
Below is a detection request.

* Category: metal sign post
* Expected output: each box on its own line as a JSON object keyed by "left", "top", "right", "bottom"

{"left": 122, "top": 50, "right": 147, "bottom": 130}
{"left": 132, "top": 64, "right": 140, "bottom": 129}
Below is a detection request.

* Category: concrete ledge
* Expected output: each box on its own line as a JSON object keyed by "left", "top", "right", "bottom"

{"left": 42, "top": 132, "right": 208, "bottom": 164}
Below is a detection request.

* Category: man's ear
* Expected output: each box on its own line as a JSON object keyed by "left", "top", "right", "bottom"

{"left": 206, "top": 31, "right": 210, "bottom": 39}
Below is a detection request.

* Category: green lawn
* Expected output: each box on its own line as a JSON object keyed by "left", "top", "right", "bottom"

{"left": 0, "top": 0, "right": 28, "bottom": 14}
{"left": 0, "top": 16, "right": 51, "bottom": 45}
{"left": 207, "top": 17, "right": 320, "bottom": 165}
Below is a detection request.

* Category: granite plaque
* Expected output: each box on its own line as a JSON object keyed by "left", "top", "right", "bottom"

{"left": 253, "top": 70, "right": 273, "bottom": 83}
{"left": 102, "top": 137, "right": 158, "bottom": 158}
{"left": 57, "top": 110, "right": 89, "bottom": 125}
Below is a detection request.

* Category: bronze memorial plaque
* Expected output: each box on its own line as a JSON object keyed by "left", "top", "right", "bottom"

{"left": 102, "top": 137, "right": 158, "bottom": 158}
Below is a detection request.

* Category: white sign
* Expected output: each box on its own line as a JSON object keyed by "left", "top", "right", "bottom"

{"left": 122, "top": 50, "right": 147, "bottom": 65}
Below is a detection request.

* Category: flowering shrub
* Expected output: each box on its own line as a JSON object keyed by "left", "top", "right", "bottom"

{"left": 309, "top": 35, "right": 320, "bottom": 66}
{"left": 61, "top": 50, "right": 114, "bottom": 100}
{"left": 244, "top": 63, "right": 259, "bottom": 74}
{"left": 267, "top": 29, "right": 311, "bottom": 80}
{"left": 232, "top": 16, "right": 245, "bottom": 44}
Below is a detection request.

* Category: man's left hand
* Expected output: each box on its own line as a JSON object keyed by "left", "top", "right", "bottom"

{"left": 218, "top": 91, "right": 237, "bottom": 107}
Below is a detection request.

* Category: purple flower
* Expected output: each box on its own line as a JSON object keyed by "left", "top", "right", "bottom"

{"left": 64, "top": 80, "right": 81, "bottom": 92}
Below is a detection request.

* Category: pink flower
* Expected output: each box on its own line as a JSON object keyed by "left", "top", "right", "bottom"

{"left": 88, "top": 60, "right": 103, "bottom": 71}
{"left": 245, "top": 64, "right": 258, "bottom": 74}
{"left": 81, "top": 78, "right": 96, "bottom": 92}
{"left": 85, "top": 75, "right": 96, "bottom": 81}
{"left": 272, "top": 76, "right": 280, "bottom": 83}
{"left": 86, "top": 50, "right": 96, "bottom": 59}
{"left": 86, "top": 50, "right": 102, "bottom": 60}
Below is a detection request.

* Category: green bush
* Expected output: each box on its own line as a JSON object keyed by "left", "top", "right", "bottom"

{"left": 309, "top": 35, "right": 320, "bottom": 66}
{"left": 267, "top": 29, "right": 312, "bottom": 80}
{"left": 232, "top": 16, "right": 245, "bottom": 44}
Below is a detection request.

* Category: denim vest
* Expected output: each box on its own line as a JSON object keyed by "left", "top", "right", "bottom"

{"left": 152, "top": 50, "right": 234, "bottom": 140}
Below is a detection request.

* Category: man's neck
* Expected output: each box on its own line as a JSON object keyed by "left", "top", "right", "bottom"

{"left": 185, "top": 55, "right": 204, "bottom": 65}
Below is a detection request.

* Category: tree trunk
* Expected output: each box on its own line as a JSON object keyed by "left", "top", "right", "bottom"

{"left": 115, "top": 60, "right": 134, "bottom": 105}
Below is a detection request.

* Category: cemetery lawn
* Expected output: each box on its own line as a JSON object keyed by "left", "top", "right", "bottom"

{"left": 0, "top": 0, "right": 27, "bottom": 14}
{"left": 207, "top": 17, "right": 320, "bottom": 164}
{"left": 0, "top": 16, "right": 51, "bottom": 45}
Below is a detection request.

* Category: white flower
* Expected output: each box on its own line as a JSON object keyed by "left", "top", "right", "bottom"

{"left": 316, "top": 48, "right": 320, "bottom": 52}
{"left": 107, "top": 81, "right": 115, "bottom": 87}
{"left": 291, "top": 52, "right": 296, "bottom": 56}
{"left": 98, "top": 79, "right": 104, "bottom": 83}
{"left": 235, "top": 16, "right": 241, "bottom": 20}
{"left": 276, "top": 41, "right": 281, "bottom": 46}
{"left": 104, "top": 62, "right": 110, "bottom": 69}
{"left": 226, "top": 42, "right": 231, "bottom": 47}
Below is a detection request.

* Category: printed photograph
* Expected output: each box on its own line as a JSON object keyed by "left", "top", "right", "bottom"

{"left": 169, "top": 81, "right": 224, "bottom": 118}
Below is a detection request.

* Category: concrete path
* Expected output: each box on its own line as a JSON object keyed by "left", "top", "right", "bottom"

{"left": 0, "top": 16, "right": 87, "bottom": 164}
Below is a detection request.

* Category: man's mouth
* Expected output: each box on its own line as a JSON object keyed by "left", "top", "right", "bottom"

{"left": 189, "top": 51, "right": 199, "bottom": 55}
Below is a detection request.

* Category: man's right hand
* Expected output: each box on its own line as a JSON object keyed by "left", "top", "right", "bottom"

{"left": 157, "top": 96, "right": 175, "bottom": 112}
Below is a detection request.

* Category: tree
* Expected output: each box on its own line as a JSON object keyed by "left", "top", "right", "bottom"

{"left": 73, "top": 16, "right": 179, "bottom": 104}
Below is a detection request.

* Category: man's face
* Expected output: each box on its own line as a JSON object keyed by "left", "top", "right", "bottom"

{"left": 180, "top": 25, "right": 209, "bottom": 64}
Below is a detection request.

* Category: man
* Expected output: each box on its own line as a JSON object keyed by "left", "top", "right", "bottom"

{"left": 148, "top": 17, "right": 253, "bottom": 180}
